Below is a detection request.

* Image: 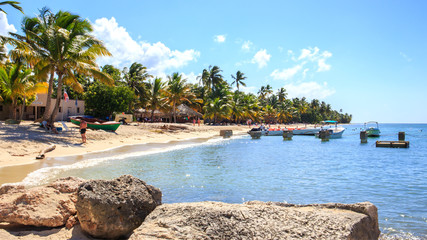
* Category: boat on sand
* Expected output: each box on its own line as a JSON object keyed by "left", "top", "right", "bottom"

{"left": 70, "top": 116, "right": 121, "bottom": 131}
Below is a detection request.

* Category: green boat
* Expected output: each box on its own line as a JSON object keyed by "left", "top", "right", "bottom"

{"left": 70, "top": 117, "right": 121, "bottom": 131}
{"left": 364, "top": 121, "right": 380, "bottom": 137}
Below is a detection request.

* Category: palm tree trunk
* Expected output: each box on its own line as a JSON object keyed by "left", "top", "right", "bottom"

{"left": 48, "top": 74, "right": 63, "bottom": 124}
{"left": 173, "top": 102, "right": 176, "bottom": 123}
{"left": 11, "top": 99, "right": 17, "bottom": 120}
{"left": 42, "top": 71, "right": 55, "bottom": 121}
{"left": 151, "top": 109, "right": 155, "bottom": 122}
{"left": 19, "top": 97, "right": 26, "bottom": 120}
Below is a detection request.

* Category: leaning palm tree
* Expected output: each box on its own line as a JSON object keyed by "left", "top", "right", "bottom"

{"left": 231, "top": 70, "right": 247, "bottom": 91}
{"left": 3, "top": 8, "right": 113, "bottom": 123}
{"left": 146, "top": 77, "right": 166, "bottom": 122}
{"left": 165, "top": 72, "right": 195, "bottom": 123}
{"left": 0, "top": 1, "right": 23, "bottom": 14}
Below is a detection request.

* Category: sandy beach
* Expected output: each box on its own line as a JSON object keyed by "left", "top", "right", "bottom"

{"left": 0, "top": 121, "right": 258, "bottom": 183}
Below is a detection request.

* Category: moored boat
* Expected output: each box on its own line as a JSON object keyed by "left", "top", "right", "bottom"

{"left": 70, "top": 116, "right": 121, "bottom": 131}
{"left": 291, "top": 127, "right": 321, "bottom": 135}
{"left": 364, "top": 121, "right": 380, "bottom": 137}
{"left": 315, "top": 120, "right": 345, "bottom": 139}
{"left": 247, "top": 127, "right": 285, "bottom": 136}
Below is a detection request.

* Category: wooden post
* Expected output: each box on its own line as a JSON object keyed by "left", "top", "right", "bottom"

{"left": 319, "top": 129, "right": 330, "bottom": 141}
{"left": 398, "top": 132, "right": 405, "bottom": 141}
{"left": 220, "top": 130, "right": 233, "bottom": 138}
{"left": 360, "top": 131, "right": 368, "bottom": 143}
{"left": 282, "top": 130, "right": 293, "bottom": 140}
{"left": 250, "top": 131, "right": 262, "bottom": 139}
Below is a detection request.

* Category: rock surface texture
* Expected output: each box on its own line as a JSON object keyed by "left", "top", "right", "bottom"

{"left": 131, "top": 201, "right": 380, "bottom": 240}
{"left": 76, "top": 175, "right": 162, "bottom": 239}
{"left": 0, "top": 177, "right": 85, "bottom": 227}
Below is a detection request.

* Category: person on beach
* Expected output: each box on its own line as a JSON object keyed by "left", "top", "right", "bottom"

{"left": 193, "top": 118, "right": 196, "bottom": 126}
{"left": 80, "top": 120, "right": 87, "bottom": 143}
{"left": 197, "top": 118, "right": 201, "bottom": 127}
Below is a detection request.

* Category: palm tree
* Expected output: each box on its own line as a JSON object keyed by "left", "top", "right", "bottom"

{"left": 3, "top": 9, "right": 113, "bottom": 123}
{"left": 0, "top": 62, "right": 45, "bottom": 120}
{"left": 198, "top": 65, "right": 224, "bottom": 93}
{"left": 0, "top": 1, "right": 23, "bottom": 14}
{"left": 146, "top": 77, "right": 166, "bottom": 122}
{"left": 231, "top": 70, "right": 247, "bottom": 91}
{"left": 203, "top": 97, "right": 231, "bottom": 124}
{"left": 123, "top": 62, "right": 152, "bottom": 109}
{"left": 277, "top": 87, "right": 287, "bottom": 103}
{"left": 165, "top": 72, "right": 195, "bottom": 123}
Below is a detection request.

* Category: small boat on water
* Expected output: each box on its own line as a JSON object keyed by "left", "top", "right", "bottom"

{"left": 70, "top": 116, "right": 121, "bottom": 131}
{"left": 315, "top": 120, "right": 345, "bottom": 139}
{"left": 364, "top": 121, "right": 380, "bottom": 137}
{"left": 291, "top": 126, "right": 321, "bottom": 135}
{"left": 248, "top": 127, "right": 284, "bottom": 136}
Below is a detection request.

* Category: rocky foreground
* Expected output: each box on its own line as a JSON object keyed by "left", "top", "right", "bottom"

{"left": 0, "top": 175, "right": 380, "bottom": 239}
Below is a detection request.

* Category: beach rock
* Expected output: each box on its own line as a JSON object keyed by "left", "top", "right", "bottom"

{"left": 0, "top": 178, "right": 85, "bottom": 227}
{"left": 130, "top": 201, "right": 380, "bottom": 240}
{"left": 48, "top": 176, "right": 86, "bottom": 193}
{"left": 76, "top": 175, "right": 162, "bottom": 239}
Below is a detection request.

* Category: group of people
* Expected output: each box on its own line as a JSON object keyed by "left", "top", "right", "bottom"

{"left": 192, "top": 118, "right": 201, "bottom": 127}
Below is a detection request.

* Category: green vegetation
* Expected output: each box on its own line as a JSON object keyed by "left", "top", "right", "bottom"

{"left": 0, "top": 5, "right": 352, "bottom": 124}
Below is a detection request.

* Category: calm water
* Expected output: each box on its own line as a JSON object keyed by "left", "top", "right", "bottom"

{"left": 21, "top": 124, "right": 427, "bottom": 238}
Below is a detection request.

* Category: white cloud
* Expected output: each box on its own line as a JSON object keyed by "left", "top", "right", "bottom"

{"left": 214, "top": 35, "right": 226, "bottom": 43}
{"left": 242, "top": 40, "right": 252, "bottom": 51}
{"left": 0, "top": 12, "right": 16, "bottom": 36}
{"left": 181, "top": 72, "right": 198, "bottom": 84}
{"left": 238, "top": 85, "right": 257, "bottom": 94}
{"left": 92, "top": 17, "right": 200, "bottom": 75}
{"left": 317, "top": 59, "right": 331, "bottom": 72}
{"left": 270, "top": 64, "right": 303, "bottom": 81}
{"left": 252, "top": 49, "right": 271, "bottom": 68}
{"left": 284, "top": 81, "right": 335, "bottom": 99}
{"left": 297, "top": 47, "right": 332, "bottom": 72}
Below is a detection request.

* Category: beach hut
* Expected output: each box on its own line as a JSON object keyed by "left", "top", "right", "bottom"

{"left": 134, "top": 108, "right": 166, "bottom": 122}
{"left": 173, "top": 104, "right": 203, "bottom": 123}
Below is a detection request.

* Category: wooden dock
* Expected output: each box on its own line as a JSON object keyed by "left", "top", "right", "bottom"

{"left": 376, "top": 141, "right": 409, "bottom": 148}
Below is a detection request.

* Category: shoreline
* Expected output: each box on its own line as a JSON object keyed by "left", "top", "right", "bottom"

{"left": 0, "top": 121, "right": 251, "bottom": 185}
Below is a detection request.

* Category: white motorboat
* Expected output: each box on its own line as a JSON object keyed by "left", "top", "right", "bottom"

{"left": 248, "top": 127, "right": 286, "bottom": 136}
{"left": 315, "top": 120, "right": 345, "bottom": 139}
{"left": 291, "top": 127, "right": 321, "bottom": 135}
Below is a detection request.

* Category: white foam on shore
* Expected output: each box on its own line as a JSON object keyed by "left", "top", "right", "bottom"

{"left": 15, "top": 134, "right": 247, "bottom": 187}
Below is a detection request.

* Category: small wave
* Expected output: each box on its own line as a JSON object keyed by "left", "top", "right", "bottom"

{"left": 13, "top": 135, "right": 245, "bottom": 187}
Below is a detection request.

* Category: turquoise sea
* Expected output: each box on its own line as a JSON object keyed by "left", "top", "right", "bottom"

{"left": 19, "top": 123, "right": 427, "bottom": 239}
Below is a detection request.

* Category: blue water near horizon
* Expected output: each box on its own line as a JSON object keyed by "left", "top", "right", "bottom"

{"left": 34, "top": 123, "right": 427, "bottom": 238}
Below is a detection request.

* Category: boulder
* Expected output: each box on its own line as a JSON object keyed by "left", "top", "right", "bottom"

{"left": 76, "top": 175, "right": 162, "bottom": 239}
{"left": 130, "top": 201, "right": 380, "bottom": 240}
{"left": 0, "top": 177, "right": 85, "bottom": 227}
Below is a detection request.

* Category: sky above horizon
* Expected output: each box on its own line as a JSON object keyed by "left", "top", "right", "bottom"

{"left": 1, "top": 0, "right": 427, "bottom": 123}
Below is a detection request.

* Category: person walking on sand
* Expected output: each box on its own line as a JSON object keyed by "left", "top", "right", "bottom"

{"left": 197, "top": 118, "right": 201, "bottom": 127}
{"left": 193, "top": 118, "right": 196, "bottom": 126}
{"left": 80, "top": 120, "right": 87, "bottom": 143}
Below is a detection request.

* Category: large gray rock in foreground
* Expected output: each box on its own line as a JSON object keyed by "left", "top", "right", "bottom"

{"left": 0, "top": 177, "right": 85, "bottom": 227}
{"left": 130, "top": 201, "right": 380, "bottom": 240}
{"left": 76, "top": 175, "right": 162, "bottom": 239}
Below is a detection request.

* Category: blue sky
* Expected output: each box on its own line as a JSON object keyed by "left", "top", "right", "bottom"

{"left": 1, "top": 0, "right": 426, "bottom": 123}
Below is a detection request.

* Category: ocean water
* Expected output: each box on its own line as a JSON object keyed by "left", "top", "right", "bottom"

{"left": 20, "top": 124, "right": 427, "bottom": 238}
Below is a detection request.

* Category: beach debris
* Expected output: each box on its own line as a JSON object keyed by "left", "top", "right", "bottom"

{"left": 0, "top": 177, "right": 86, "bottom": 227}
{"left": 160, "top": 124, "right": 189, "bottom": 132}
{"left": 130, "top": 201, "right": 380, "bottom": 240}
{"left": 219, "top": 130, "right": 233, "bottom": 138}
{"left": 76, "top": 175, "right": 162, "bottom": 239}
{"left": 36, "top": 144, "right": 56, "bottom": 159}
